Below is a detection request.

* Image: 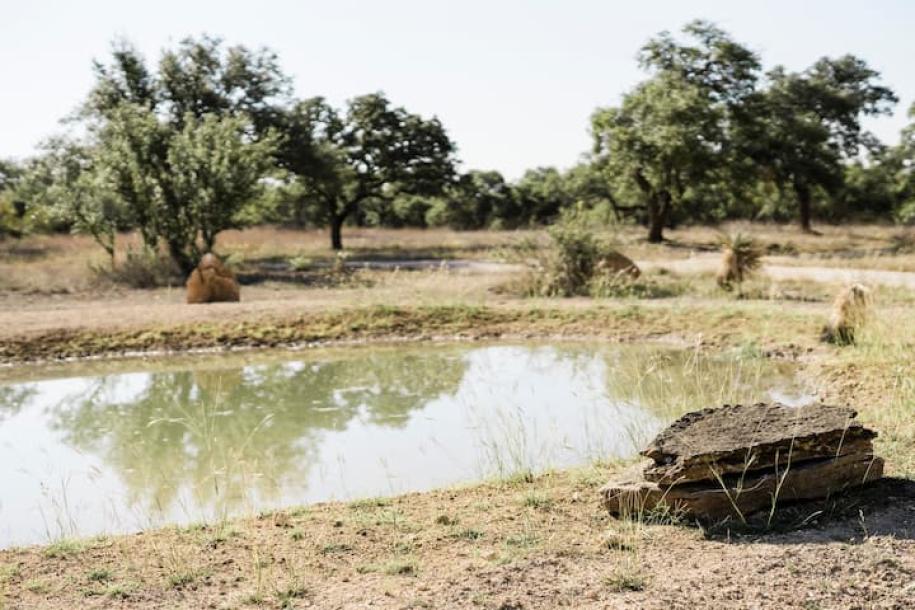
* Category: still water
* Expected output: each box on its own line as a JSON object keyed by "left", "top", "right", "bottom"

{"left": 0, "top": 342, "right": 811, "bottom": 547}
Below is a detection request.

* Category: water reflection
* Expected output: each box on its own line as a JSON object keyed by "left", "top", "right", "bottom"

{"left": 0, "top": 343, "right": 811, "bottom": 546}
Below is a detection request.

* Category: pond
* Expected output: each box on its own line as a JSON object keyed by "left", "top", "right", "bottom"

{"left": 0, "top": 342, "right": 813, "bottom": 547}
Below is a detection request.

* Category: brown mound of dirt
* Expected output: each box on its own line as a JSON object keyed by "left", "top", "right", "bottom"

{"left": 186, "top": 253, "right": 241, "bottom": 304}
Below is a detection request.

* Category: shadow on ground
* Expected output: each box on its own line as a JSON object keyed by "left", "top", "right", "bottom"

{"left": 702, "top": 477, "right": 915, "bottom": 544}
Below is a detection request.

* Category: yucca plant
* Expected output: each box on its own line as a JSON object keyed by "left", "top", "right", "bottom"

{"left": 716, "top": 233, "right": 762, "bottom": 295}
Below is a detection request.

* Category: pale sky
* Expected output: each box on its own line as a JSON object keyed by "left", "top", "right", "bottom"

{"left": 2, "top": 0, "right": 913, "bottom": 179}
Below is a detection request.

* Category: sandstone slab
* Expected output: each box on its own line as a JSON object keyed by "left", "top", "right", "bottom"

{"left": 641, "top": 402, "right": 876, "bottom": 485}
{"left": 602, "top": 453, "right": 884, "bottom": 521}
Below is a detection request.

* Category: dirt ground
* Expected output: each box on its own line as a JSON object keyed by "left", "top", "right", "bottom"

{"left": 1, "top": 469, "right": 913, "bottom": 610}
{"left": 1, "top": 223, "right": 913, "bottom": 344}
{"left": 1, "top": 224, "right": 914, "bottom": 609}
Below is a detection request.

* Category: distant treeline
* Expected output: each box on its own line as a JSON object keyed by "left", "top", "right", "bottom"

{"left": 1, "top": 21, "right": 914, "bottom": 269}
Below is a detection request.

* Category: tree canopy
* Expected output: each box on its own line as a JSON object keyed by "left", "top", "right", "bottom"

{"left": 277, "top": 93, "right": 458, "bottom": 249}
{"left": 739, "top": 56, "right": 897, "bottom": 232}
{"left": 59, "top": 37, "right": 286, "bottom": 272}
{"left": 8, "top": 24, "right": 914, "bottom": 264}
{"left": 592, "top": 21, "right": 761, "bottom": 242}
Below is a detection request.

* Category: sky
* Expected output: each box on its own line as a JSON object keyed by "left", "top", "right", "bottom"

{"left": 2, "top": 0, "right": 914, "bottom": 179}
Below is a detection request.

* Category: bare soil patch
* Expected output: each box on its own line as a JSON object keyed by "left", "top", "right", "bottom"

{"left": 1, "top": 468, "right": 912, "bottom": 609}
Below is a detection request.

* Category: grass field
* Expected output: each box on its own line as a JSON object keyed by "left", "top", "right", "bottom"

{"left": 0, "top": 223, "right": 914, "bottom": 609}
{"left": 2, "top": 223, "right": 914, "bottom": 295}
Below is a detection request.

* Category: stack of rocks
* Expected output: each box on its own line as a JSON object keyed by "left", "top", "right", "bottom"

{"left": 601, "top": 402, "right": 883, "bottom": 521}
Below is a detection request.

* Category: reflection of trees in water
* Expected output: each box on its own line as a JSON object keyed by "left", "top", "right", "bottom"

{"left": 0, "top": 384, "right": 36, "bottom": 423}
{"left": 50, "top": 350, "right": 467, "bottom": 518}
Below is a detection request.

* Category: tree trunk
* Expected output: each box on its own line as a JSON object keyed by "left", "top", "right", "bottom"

{"left": 330, "top": 215, "right": 344, "bottom": 250}
{"left": 647, "top": 191, "right": 671, "bottom": 244}
{"left": 169, "top": 242, "right": 197, "bottom": 276}
{"left": 794, "top": 180, "right": 814, "bottom": 233}
{"left": 648, "top": 212, "right": 664, "bottom": 243}
{"left": 203, "top": 230, "right": 216, "bottom": 253}
{"left": 633, "top": 168, "right": 666, "bottom": 243}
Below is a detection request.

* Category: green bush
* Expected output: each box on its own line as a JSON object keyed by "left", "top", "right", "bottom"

{"left": 93, "top": 247, "right": 182, "bottom": 289}
{"left": 523, "top": 206, "right": 639, "bottom": 297}
{"left": 897, "top": 200, "right": 915, "bottom": 226}
{"left": 0, "top": 193, "right": 28, "bottom": 238}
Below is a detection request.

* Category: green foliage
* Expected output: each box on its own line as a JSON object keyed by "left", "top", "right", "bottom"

{"left": 92, "top": 247, "right": 181, "bottom": 289}
{"left": 86, "top": 569, "right": 111, "bottom": 583}
{"left": 276, "top": 93, "right": 457, "bottom": 249}
{"left": 88, "top": 36, "right": 290, "bottom": 131}
{"left": 424, "top": 165, "right": 617, "bottom": 231}
{"left": 589, "top": 21, "right": 901, "bottom": 234}
{"left": 360, "top": 193, "right": 440, "bottom": 228}
{"left": 0, "top": 192, "right": 26, "bottom": 239}
{"left": 11, "top": 24, "right": 915, "bottom": 245}
{"left": 592, "top": 21, "right": 759, "bottom": 242}
{"left": 43, "top": 539, "right": 86, "bottom": 558}
{"left": 541, "top": 211, "right": 610, "bottom": 296}
{"left": 16, "top": 140, "right": 128, "bottom": 255}
{"left": 836, "top": 159, "right": 899, "bottom": 221}
{"left": 0, "top": 158, "right": 20, "bottom": 192}
{"left": 91, "top": 106, "right": 277, "bottom": 274}
{"left": 0, "top": 158, "right": 25, "bottom": 238}
{"left": 69, "top": 36, "right": 286, "bottom": 272}
{"left": 894, "top": 103, "right": 915, "bottom": 223}
{"left": 427, "top": 170, "right": 520, "bottom": 229}
{"left": 514, "top": 167, "right": 575, "bottom": 225}
{"left": 589, "top": 273, "right": 683, "bottom": 299}
{"left": 739, "top": 56, "right": 897, "bottom": 231}
{"left": 524, "top": 206, "right": 638, "bottom": 297}
{"left": 898, "top": 200, "right": 915, "bottom": 225}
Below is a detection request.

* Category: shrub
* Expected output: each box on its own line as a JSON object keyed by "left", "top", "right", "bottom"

{"left": 896, "top": 200, "right": 915, "bottom": 225}
{"left": 590, "top": 273, "right": 683, "bottom": 299}
{"left": 93, "top": 247, "right": 182, "bottom": 289}
{"left": 716, "top": 232, "right": 762, "bottom": 293}
{"left": 889, "top": 230, "right": 915, "bottom": 254}
{"left": 523, "top": 207, "right": 639, "bottom": 297}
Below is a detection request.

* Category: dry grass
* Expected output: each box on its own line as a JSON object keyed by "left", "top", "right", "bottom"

{"left": 715, "top": 233, "right": 762, "bottom": 292}
{"left": 1, "top": 223, "right": 912, "bottom": 296}
{"left": 822, "top": 314, "right": 915, "bottom": 477}
{"left": 0, "top": 438, "right": 912, "bottom": 608}
{"left": 215, "top": 226, "right": 537, "bottom": 263}
{"left": 768, "top": 253, "right": 915, "bottom": 272}
{"left": 1, "top": 220, "right": 914, "bottom": 607}
{"left": 821, "top": 284, "right": 871, "bottom": 345}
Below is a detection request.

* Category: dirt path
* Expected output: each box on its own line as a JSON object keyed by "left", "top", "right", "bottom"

{"left": 640, "top": 254, "right": 915, "bottom": 289}
{"left": 332, "top": 253, "right": 915, "bottom": 289}
{"left": 332, "top": 255, "right": 915, "bottom": 289}
{"left": 0, "top": 269, "right": 513, "bottom": 339}
{"left": 3, "top": 253, "right": 912, "bottom": 344}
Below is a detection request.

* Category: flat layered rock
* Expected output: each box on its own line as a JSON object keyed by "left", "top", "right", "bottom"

{"left": 602, "top": 453, "right": 884, "bottom": 521}
{"left": 642, "top": 403, "right": 876, "bottom": 485}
